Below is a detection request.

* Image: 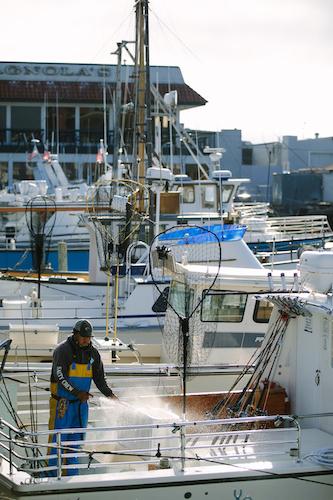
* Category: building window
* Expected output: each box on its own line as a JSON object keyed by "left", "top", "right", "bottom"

{"left": 201, "top": 291, "right": 247, "bottom": 322}
{"left": 242, "top": 148, "right": 253, "bottom": 165}
{"left": 11, "top": 106, "right": 42, "bottom": 144}
{"left": 0, "top": 107, "right": 6, "bottom": 144}
{"left": 80, "top": 107, "right": 107, "bottom": 144}
{"left": 11, "top": 106, "right": 41, "bottom": 129}
{"left": 253, "top": 299, "right": 273, "bottom": 323}
{"left": 46, "top": 107, "right": 75, "bottom": 144}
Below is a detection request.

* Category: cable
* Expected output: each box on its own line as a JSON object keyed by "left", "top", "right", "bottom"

{"left": 305, "top": 448, "right": 333, "bottom": 468}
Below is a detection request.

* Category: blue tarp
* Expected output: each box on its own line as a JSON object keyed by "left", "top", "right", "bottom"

{"left": 158, "top": 224, "right": 246, "bottom": 245}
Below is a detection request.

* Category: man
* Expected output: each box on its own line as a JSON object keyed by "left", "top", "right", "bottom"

{"left": 48, "top": 319, "right": 117, "bottom": 476}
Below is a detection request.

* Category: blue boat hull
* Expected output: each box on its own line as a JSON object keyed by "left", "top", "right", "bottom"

{"left": 0, "top": 248, "right": 89, "bottom": 272}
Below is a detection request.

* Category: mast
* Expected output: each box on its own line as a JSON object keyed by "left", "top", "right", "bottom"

{"left": 143, "top": 1, "right": 153, "bottom": 177}
{"left": 144, "top": 1, "right": 155, "bottom": 242}
{"left": 134, "top": 0, "right": 154, "bottom": 239}
{"left": 135, "top": 0, "right": 146, "bottom": 186}
{"left": 112, "top": 42, "right": 123, "bottom": 180}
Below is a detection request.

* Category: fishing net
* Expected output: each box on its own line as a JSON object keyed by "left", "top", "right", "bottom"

{"left": 86, "top": 178, "right": 150, "bottom": 273}
{"left": 150, "top": 225, "right": 222, "bottom": 415}
{"left": 25, "top": 196, "right": 56, "bottom": 296}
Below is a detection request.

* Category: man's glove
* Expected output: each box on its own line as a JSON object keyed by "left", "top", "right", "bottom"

{"left": 77, "top": 391, "right": 93, "bottom": 402}
{"left": 108, "top": 393, "right": 119, "bottom": 401}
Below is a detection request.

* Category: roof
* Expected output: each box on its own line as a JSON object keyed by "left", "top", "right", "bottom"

{"left": 0, "top": 80, "right": 206, "bottom": 108}
{"left": 176, "top": 263, "right": 298, "bottom": 289}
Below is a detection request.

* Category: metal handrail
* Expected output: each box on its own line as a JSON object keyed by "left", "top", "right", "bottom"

{"left": 0, "top": 414, "right": 301, "bottom": 479}
{"left": 4, "top": 411, "right": 332, "bottom": 478}
{"left": 243, "top": 214, "right": 332, "bottom": 237}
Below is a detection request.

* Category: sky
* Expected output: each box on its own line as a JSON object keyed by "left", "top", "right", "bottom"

{"left": 1, "top": 0, "right": 333, "bottom": 143}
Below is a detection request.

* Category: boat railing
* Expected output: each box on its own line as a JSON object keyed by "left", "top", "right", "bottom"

{"left": 0, "top": 413, "right": 306, "bottom": 480}
{"left": 234, "top": 202, "right": 270, "bottom": 218}
{"left": 125, "top": 241, "right": 150, "bottom": 297}
{"left": 244, "top": 214, "right": 332, "bottom": 239}
{"left": 3, "top": 304, "right": 106, "bottom": 322}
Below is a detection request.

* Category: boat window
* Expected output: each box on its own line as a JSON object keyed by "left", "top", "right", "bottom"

{"left": 203, "top": 331, "right": 264, "bottom": 348}
{"left": 152, "top": 287, "right": 170, "bottom": 313}
{"left": 221, "top": 184, "right": 234, "bottom": 203}
{"left": 253, "top": 299, "right": 274, "bottom": 323}
{"left": 169, "top": 280, "right": 194, "bottom": 317}
{"left": 201, "top": 185, "right": 216, "bottom": 208}
{"left": 180, "top": 185, "right": 195, "bottom": 203}
{"left": 201, "top": 291, "right": 247, "bottom": 322}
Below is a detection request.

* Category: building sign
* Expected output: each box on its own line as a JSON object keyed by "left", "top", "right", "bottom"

{"left": 0, "top": 63, "right": 118, "bottom": 83}
{"left": 0, "top": 62, "right": 184, "bottom": 85}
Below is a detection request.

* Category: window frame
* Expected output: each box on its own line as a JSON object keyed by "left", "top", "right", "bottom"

{"left": 200, "top": 290, "right": 248, "bottom": 323}
{"left": 253, "top": 298, "right": 274, "bottom": 324}
{"left": 201, "top": 184, "right": 216, "bottom": 208}
{"left": 180, "top": 185, "right": 195, "bottom": 204}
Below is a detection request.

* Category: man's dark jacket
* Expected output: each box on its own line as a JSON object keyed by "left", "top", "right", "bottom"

{"left": 50, "top": 335, "right": 113, "bottom": 398}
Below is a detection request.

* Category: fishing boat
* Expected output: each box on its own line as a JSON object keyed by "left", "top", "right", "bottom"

{"left": 1, "top": 248, "right": 333, "bottom": 498}
{"left": 0, "top": 221, "right": 295, "bottom": 364}
{"left": 1, "top": 159, "right": 331, "bottom": 272}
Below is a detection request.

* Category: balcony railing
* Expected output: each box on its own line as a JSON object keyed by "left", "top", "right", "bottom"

{"left": 0, "top": 128, "right": 115, "bottom": 154}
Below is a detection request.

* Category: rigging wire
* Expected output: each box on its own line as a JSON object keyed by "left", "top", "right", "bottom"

{"left": 90, "top": 10, "right": 135, "bottom": 63}
{"left": 149, "top": 7, "right": 201, "bottom": 63}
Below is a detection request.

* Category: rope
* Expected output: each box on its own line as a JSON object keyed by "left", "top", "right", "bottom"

{"left": 306, "top": 448, "right": 333, "bottom": 467}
